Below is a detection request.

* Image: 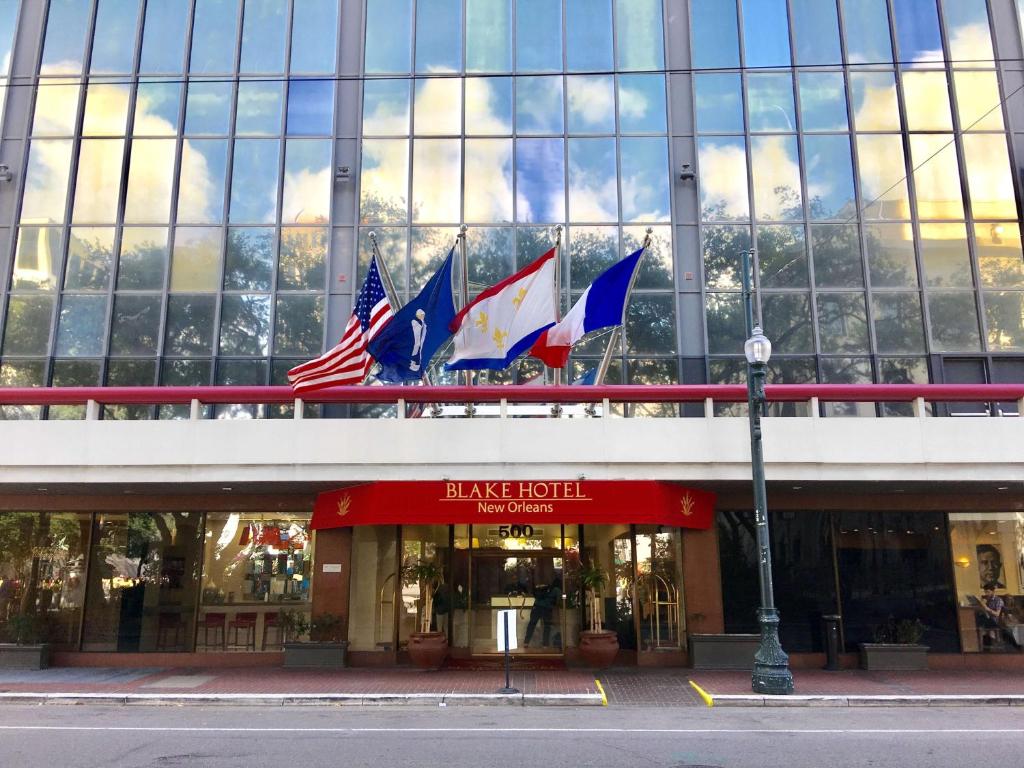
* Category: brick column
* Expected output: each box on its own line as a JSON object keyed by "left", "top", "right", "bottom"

{"left": 683, "top": 525, "right": 725, "bottom": 634}
{"left": 311, "top": 528, "right": 353, "bottom": 638}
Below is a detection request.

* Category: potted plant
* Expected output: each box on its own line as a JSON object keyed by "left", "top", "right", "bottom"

{"left": 859, "top": 617, "right": 929, "bottom": 671}
{"left": 404, "top": 559, "right": 448, "bottom": 669}
{"left": 0, "top": 612, "right": 49, "bottom": 669}
{"left": 281, "top": 610, "right": 348, "bottom": 668}
{"left": 577, "top": 562, "right": 618, "bottom": 668}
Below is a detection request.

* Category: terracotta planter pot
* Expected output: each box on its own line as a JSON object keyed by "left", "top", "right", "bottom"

{"left": 578, "top": 630, "right": 619, "bottom": 668}
{"left": 408, "top": 631, "right": 448, "bottom": 670}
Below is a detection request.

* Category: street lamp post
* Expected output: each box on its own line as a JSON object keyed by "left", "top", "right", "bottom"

{"left": 741, "top": 249, "right": 794, "bottom": 696}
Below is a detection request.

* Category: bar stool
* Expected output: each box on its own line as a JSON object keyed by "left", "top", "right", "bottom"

{"left": 156, "top": 613, "right": 184, "bottom": 650}
{"left": 228, "top": 612, "right": 258, "bottom": 651}
{"left": 261, "top": 612, "right": 284, "bottom": 650}
{"left": 197, "top": 612, "right": 227, "bottom": 651}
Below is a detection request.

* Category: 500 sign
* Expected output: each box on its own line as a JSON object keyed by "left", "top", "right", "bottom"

{"left": 498, "top": 524, "right": 535, "bottom": 539}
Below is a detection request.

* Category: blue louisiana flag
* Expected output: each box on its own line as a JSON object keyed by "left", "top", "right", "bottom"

{"left": 572, "top": 368, "right": 598, "bottom": 386}
{"left": 368, "top": 248, "right": 457, "bottom": 383}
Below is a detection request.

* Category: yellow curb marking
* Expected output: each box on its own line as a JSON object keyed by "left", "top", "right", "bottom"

{"left": 594, "top": 678, "right": 608, "bottom": 706}
{"left": 689, "top": 680, "right": 714, "bottom": 708}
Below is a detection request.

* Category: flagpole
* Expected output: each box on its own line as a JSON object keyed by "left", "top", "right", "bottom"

{"left": 551, "top": 225, "right": 563, "bottom": 390}
{"left": 593, "top": 228, "right": 652, "bottom": 388}
{"left": 457, "top": 225, "right": 476, "bottom": 416}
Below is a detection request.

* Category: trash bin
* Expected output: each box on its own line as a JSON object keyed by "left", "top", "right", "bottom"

{"left": 822, "top": 614, "right": 842, "bottom": 671}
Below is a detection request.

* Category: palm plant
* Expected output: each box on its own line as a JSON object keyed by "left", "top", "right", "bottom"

{"left": 404, "top": 560, "right": 444, "bottom": 633}
{"left": 578, "top": 562, "right": 608, "bottom": 633}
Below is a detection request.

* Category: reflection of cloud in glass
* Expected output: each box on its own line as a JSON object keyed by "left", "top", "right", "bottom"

{"left": 699, "top": 138, "right": 748, "bottom": 220}
{"left": 283, "top": 139, "right": 332, "bottom": 223}
{"left": 752, "top": 136, "right": 804, "bottom": 221}
{"left": 465, "top": 140, "right": 513, "bottom": 223}
{"left": 516, "top": 138, "right": 564, "bottom": 223}
{"left": 569, "top": 138, "right": 617, "bottom": 222}
{"left": 567, "top": 76, "right": 614, "bottom": 132}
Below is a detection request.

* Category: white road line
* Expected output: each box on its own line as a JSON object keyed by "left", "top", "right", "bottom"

{"left": 0, "top": 726, "right": 1021, "bottom": 735}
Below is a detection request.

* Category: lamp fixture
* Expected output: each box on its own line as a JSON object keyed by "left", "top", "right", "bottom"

{"left": 0, "top": 164, "right": 12, "bottom": 183}
{"left": 335, "top": 165, "right": 351, "bottom": 181}
{"left": 744, "top": 326, "right": 772, "bottom": 365}
{"left": 679, "top": 163, "right": 696, "bottom": 182}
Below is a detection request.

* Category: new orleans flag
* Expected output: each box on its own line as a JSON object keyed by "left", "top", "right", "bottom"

{"left": 445, "top": 249, "right": 557, "bottom": 371}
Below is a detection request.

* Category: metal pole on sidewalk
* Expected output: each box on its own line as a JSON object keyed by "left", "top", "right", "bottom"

{"left": 499, "top": 611, "right": 518, "bottom": 694}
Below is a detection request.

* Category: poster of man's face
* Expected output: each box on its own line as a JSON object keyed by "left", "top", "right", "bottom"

{"left": 976, "top": 544, "right": 1005, "bottom": 589}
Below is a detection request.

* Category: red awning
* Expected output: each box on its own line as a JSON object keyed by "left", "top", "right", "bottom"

{"left": 311, "top": 481, "right": 715, "bottom": 531}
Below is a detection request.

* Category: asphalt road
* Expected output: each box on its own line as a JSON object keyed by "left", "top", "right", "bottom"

{"left": 0, "top": 704, "right": 1022, "bottom": 768}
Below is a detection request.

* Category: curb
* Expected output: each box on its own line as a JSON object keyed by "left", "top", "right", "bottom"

{"left": 711, "top": 694, "right": 1024, "bottom": 707}
{"left": 0, "top": 691, "right": 604, "bottom": 708}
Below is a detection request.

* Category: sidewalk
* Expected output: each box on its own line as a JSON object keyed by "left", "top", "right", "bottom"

{"left": 0, "top": 666, "right": 1022, "bottom": 707}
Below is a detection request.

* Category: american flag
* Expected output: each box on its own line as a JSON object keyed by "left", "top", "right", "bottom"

{"left": 287, "top": 256, "right": 394, "bottom": 393}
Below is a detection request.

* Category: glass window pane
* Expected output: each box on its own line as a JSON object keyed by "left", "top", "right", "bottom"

{"left": 72, "top": 139, "right": 124, "bottom": 223}
{"left": 616, "top": 0, "right": 664, "bottom": 71}
{"left": 239, "top": 0, "right": 287, "bottom": 73}
{"left": 625, "top": 225, "right": 673, "bottom": 290}
{"left": 190, "top": 0, "right": 240, "bottom": 74}
{"left": 414, "top": 77, "right": 461, "bottom": 135}
{"left": 902, "top": 72, "right": 952, "bottom": 131}
{"left": 415, "top": 0, "right": 461, "bottom": 73}
{"left": 892, "top": 0, "right": 943, "bottom": 67}
{"left": 12, "top": 227, "right": 62, "bottom": 291}
{"left": 626, "top": 294, "right": 676, "bottom": 354}
{"left": 2, "top": 296, "right": 54, "bottom": 354}
{"left": 32, "top": 79, "right": 81, "bottom": 136}
{"left": 983, "top": 291, "right": 1024, "bottom": 351}
{"left": 873, "top": 293, "right": 926, "bottom": 353}
{"left": 291, "top": 0, "right": 338, "bottom": 73}
{"left": 219, "top": 294, "right": 270, "bottom": 355}
{"left": 170, "top": 227, "right": 222, "bottom": 291}
{"left": 743, "top": 0, "right": 791, "bottom": 68}
{"left": 91, "top": 0, "right": 142, "bottom": 74}
{"left": 620, "top": 137, "right": 670, "bottom": 222}
{"left": 464, "top": 139, "right": 513, "bottom": 223}
{"left": 943, "top": 0, "right": 993, "bottom": 66}
{"left": 865, "top": 222, "right": 917, "bottom": 287}
{"left": 178, "top": 139, "right": 228, "bottom": 224}
{"left": 365, "top": 0, "right": 412, "bottom": 73}
{"left": 752, "top": 135, "right": 802, "bottom": 221}
{"left": 817, "top": 292, "right": 870, "bottom": 353}
{"left": 757, "top": 224, "right": 808, "bottom": 288}
{"left": 962, "top": 134, "right": 1016, "bottom": 220}
{"left": 466, "top": 77, "right": 512, "bottom": 134}
{"left": 798, "top": 72, "right": 848, "bottom": 132}
{"left": 109, "top": 294, "right": 161, "bottom": 355}
{"left": 165, "top": 294, "right": 217, "bottom": 355}
{"left": 467, "top": 0, "right": 511, "bottom": 72}
{"left": 21, "top": 140, "right": 72, "bottom": 224}
{"left": 975, "top": 223, "right": 1024, "bottom": 288}
{"left": 695, "top": 73, "right": 743, "bottom": 133}
{"left": 55, "top": 294, "right": 107, "bottom": 356}
{"left": 40, "top": 0, "right": 90, "bottom": 74}
{"left": 82, "top": 82, "right": 130, "bottom": 136}
{"left": 747, "top": 73, "right": 795, "bottom": 132}
{"left": 0, "top": 1, "right": 16, "bottom": 77}
{"left": 953, "top": 71, "right": 1003, "bottom": 132}
{"left": 927, "top": 291, "right": 982, "bottom": 351}
{"left": 812, "top": 223, "right": 863, "bottom": 288}
{"left": 229, "top": 139, "right": 280, "bottom": 223}
{"left": 363, "top": 79, "right": 410, "bottom": 135}
{"left": 461, "top": 226, "right": 512, "bottom": 291}
{"left": 850, "top": 72, "right": 900, "bottom": 131}
{"left": 516, "top": 138, "right": 565, "bottom": 223}
{"left": 282, "top": 139, "right": 331, "bottom": 225}
{"left": 214, "top": 361, "right": 268, "bottom": 416}
{"left": 703, "top": 224, "right": 750, "bottom": 289}
{"left": 762, "top": 292, "right": 814, "bottom": 353}
{"left": 133, "top": 81, "right": 181, "bottom": 135}
{"left": 516, "top": 76, "right": 563, "bottom": 134}
{"left": 568, "top": 138, "right": 617, "bottom": 223}
{"left": 118, "top": 227, "right": 168, "bottom": 289}
{"left": 412, "top": 139, "right": 461, "bottom": 222}
{"left": 568, "top": 225, "right": 617, "bottom": 290}
{"left": 566, "top": 0, "right": 613, "bottom": 71}
{"left": 106, "top": 359, "right": 157, "bottom": 419}
{"left": 51, "top": 359, "right": 102, "bottom": 419}
{"left": 236, "top": 82, "right": 283, "bottom": 135}
{"left": 139, "top": 0, "right": 188, "bottom": 73}
{"left": 224, "top": 227, "right": 274, "bottom": 290}
{"left": 274, "top": 294, "right": 324, "bottom": 354}
{"left": 706, "top": 293, "right": 746, "bottom": 353}
{"left": 691, "top": 0, "right": 740, "bottom": 69}
{"left": 920, "top": 222, "right": 971, "bottom": 287}
{"left": 567, "top": 75, "right": 615, "bottom": 134}
{"left": 856, "top": 134, "right": 911, "bottom": 219}
{"left": 909, "top": 134, "right": 962, "bottom": 220}
{"left": 124, "top": 139, "right": 176, "bottom": 223}
{"left": 360, "top": 139, "right": 409, "bottom": 223}
{"left": 618, "top": 74, "right": 667, "bottom": 133}
{"left": 804, "top": 134, "right": 855, "bottom": 220}
{"left": 791, "top": 0, "right": 841, "bottom": 66}
{"left": 842, "top": 0, "right": 894, "bottom": 64}
{"left": 185, "top": 80, "right": 233, "bottom": 135}
{"left": 699, "top": 137, "right": 749, "bottom": 221}
{"left": 65, "top": 227, "right": 114, "bottom": 290}
{"left": 516, "top": 0, "right": 562, "bottom": 72}
{"left": 279, "top": 226, "right": 327, "bottom": 290}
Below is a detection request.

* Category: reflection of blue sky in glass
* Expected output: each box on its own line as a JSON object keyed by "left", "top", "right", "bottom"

{"left": 416, "top": 0, "right": 461, "bottom": 72}
{"left": 366, "top": 0, "right": 412, "bottom": 73}
{"left": 943, "top": 0, "right": 994, "bottom": 64}
{"left": 283, "top": 139, "right": 332, "bottom": 223}
{"left": 566, "top": 0, "right": 613, "bottom": 71}
{"left": 618, "top": 75, "right": 667, "bottom": 133}
{"left": 516, "top": 76, "right": 563, "bottom": 134}
{"left": 615, "top": 0, "right": 664, "bottom": 71}
{"left": 291, "top": 0, "right": 338, "bottom": 73}
{"left": 134, "top": 82, "right": 181, "bottom": 135}
{"left": 240, "top": 0, "right": 287, "bottom": 73}
{"left": 620, "top": 138, "right": 670, "bottom": 222}
{"left": 465, "top": 139, "right": 513, "bottom": 222}
{"left": 230, "top": 139, "right": 280, "bottom": 223}
{"left": 743, "top": 0, "right": 791, "bottom": 68}
{"left": 287, "top": 80, "right": 334, "bottom": 136}
{"left": 569, "top": 138, "right": 618, "bottom": 223}
{"left": 790, "top": 0, "right": 841, "bottom": 66}
{"left": 0, "top": 0, "right": 19, "bottom": 75}
{"left": 804, "top": 135, "right": 855, "bottom": 219}
{"left": 57, "top": 295, "right": 107, "bottom": 356}
{"left": 842, "top": 0, "right": 894, "bottom": 64}
{"left": 41, "top": 0, "right": 90, "bottom": 74}
{"left": 178, "top": 139, "right": 228, "bottom": 224}
{"left": 567, "top": 76, "right": 615, "bottom": 134}
{"left": 747, "top": 74, "right": 796, "bottom": 132}
{"left": 236, "top": 81, "right": 283, "bottom": 135}
{"left": 466, "top": 78, "right": 512, "bottom": 134}
{"left": 695, "top": 74, "right": 743, "bottom": 133}
{"left": 516, "top": 138, "right": 564, "bottom": 223}
{"left": 139, "top": 0, "right": 187, "bottom": 73}
{"left": 892, "top": 0, "right": 943, "bottom": 64}
{"left": 799, "top": 73, "right": 848, "bottom": 132}
{"left": 517, "top": 0, "right": 562, "bottom": 72}
{"left": 363, "top": 80, "right": 411, "bottom": 135}
{"left": 690, "top": 0, "right": 739, "bottom": 69}
{"left": 190, "top": 0, "right": 239, "bottom": 74}
{"left": 91, "top": 0, "right": 141, "bottom": 74}
{"left": 185, "top": 81, "right": 233, "bottom": 135}
{"left": 467, "top": 0, "right": 511, "bottom": 72}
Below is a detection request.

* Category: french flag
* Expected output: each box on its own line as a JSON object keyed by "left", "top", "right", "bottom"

{"left": 530, "top": 247, "right": 644, "bottom": 368}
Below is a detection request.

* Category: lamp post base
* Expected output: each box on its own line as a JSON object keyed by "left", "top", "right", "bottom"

{"left": 752, "top": 608, "right": 794, "bottom": 696}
